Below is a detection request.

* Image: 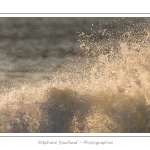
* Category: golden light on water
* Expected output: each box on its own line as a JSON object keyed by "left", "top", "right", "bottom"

{"left": 0, "top": 18, "right": 150, "bottom": 133}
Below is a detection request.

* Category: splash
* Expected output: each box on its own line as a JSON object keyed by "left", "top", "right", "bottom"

{"left": 1, "top": 18, "right": 150, "bottom": 133}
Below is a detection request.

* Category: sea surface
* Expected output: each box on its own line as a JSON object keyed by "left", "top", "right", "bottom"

{"left": 0, "top": 17, "right": 150, "bottom": 133}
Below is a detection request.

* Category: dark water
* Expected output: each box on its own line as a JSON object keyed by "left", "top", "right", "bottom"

{"left": 0, "top": 18, "right": 150, "bottom": 133}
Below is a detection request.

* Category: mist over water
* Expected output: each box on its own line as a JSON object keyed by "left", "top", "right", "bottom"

{"left": 0, "top": 18, "right": 150, "bottom": 133}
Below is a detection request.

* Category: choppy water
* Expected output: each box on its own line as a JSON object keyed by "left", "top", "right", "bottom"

{"left": 0, "top": 18, "right": 150, "bottom": 133}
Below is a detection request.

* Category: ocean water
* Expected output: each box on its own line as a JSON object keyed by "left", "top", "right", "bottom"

{"left": 0, "top": 17, "right": 150, "bottom": 133}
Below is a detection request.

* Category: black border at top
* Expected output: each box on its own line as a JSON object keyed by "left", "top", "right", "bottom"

{"left": 0, "top": 136, "right": 150, "bottom": 137}
{"left": 0, "top": 13, "right": 150, "bottom": 14}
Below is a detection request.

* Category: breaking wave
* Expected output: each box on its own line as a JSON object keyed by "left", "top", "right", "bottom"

{"left": 1, "top": 18, "right": 150, "bottom": 133}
